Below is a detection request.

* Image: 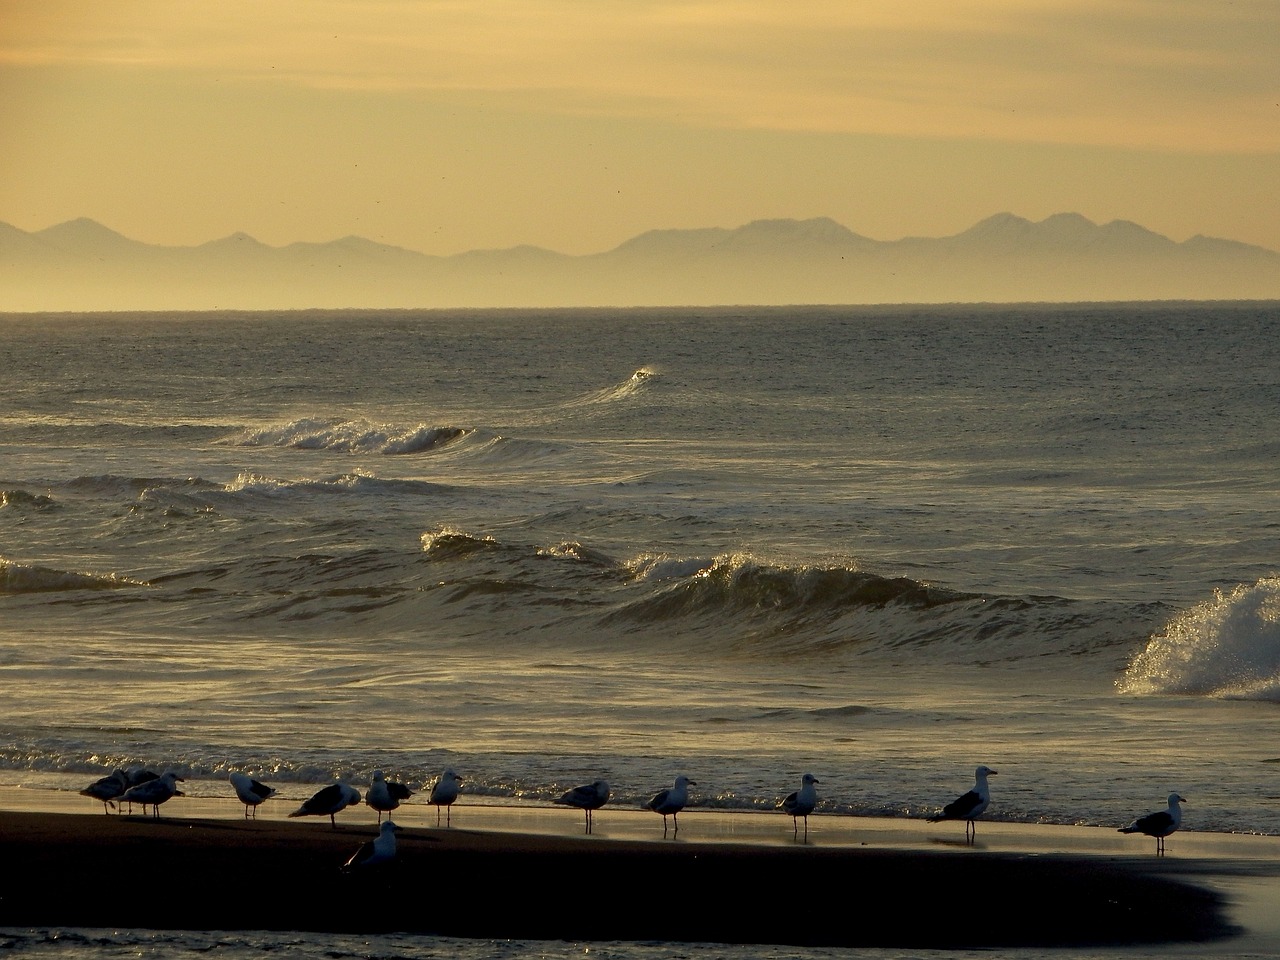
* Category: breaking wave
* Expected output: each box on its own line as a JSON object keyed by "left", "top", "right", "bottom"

{"left": 225, "top": 418, "right": 470, "bottom": 454}
{"left": 1117, "top": 577, "right": 1280, "bottom": 699}
{"left": 561, "top": 367, "right": 658, "bottom": 408}
{"left": 224, "top": 470, "right": 446, "bottom": 498}
{"left": 0, "top": 558, "right": 149, "bottom": 594}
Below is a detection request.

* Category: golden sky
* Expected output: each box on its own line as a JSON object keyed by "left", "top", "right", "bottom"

{"left": 3, "top": 0, "right": 1278, "bottom": 254}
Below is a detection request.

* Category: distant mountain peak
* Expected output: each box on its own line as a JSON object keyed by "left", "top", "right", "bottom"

{"left": 1041, "top": 212, "right": 1096, "bottom": 229}
{"left": 202, "top": 231, "right": 265, "bottom": 248}
{"left": 36, "top": 217, "right": 137, "bottom": 247}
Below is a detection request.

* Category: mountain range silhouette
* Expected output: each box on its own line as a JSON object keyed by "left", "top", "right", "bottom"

{"left": 2, "top": 212, "right": 1276, "bottom": 310}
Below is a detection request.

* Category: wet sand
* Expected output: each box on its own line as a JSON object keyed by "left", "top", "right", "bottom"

{"left": 1, "top": 785, "right": 1276, "bottom": 949}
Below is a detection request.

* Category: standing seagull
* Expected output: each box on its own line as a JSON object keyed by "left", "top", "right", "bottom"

{"left": 366, "top": 770, "right": 413, "bottom": 823}
{"left": 229, "top": 771, "right": 277, "bottom": 819}
{"left": 1119, "top": 793, "right": 1185, "bottom": 855}
{"left": 119, "top": 771, "right": 185, "bottom": 818}
{"left": 555, "top": 779, "right": 610, "bottom": 833}
{"left": 644, "top": 775, "right": 695, "bottom": 836}
{"left": 428, "top": 768, "right": 461, "bottom": 826}
{"left": 119, "top": 768, "right": 160, "bottom": 814}
{"left": 342, "top": 820, "right": 400, "bottom": 871}
{"left": 289, "top": 781, "right": 361, "bottom": 828}
{"left": 80, "top": 769, "right": 128, "bottom": 814}
{"left": 781, "top": 773, "right": 820, "bottom": 840}
{"left": 928, "top": 765, "right": 997, "bottom": 841}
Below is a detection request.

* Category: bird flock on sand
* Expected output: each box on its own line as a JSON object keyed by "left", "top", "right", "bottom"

{"left": 78, "top": 762, "right": 1189, "bottom": 864}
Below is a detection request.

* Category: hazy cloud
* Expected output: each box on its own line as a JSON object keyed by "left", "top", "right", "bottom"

{"left": 4, "top": 0, "right": 1277, "bottom": 151}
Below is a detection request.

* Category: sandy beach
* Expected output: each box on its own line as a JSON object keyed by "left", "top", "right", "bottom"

{"left": 3, "top": 785, "right": 1278, "bottom": 950}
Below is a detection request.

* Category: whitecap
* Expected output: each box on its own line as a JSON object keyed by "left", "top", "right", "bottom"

{"left": 1117, "top": 577, "right": 1280, "bottom": 699}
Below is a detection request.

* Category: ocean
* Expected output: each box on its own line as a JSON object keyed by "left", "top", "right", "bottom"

{"left": 1, "top": 302, "right": 1279, "bottom": 957}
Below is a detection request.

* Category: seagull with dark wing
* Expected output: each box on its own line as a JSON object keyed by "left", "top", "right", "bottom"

{"left": 555, "top": 779, "right": 610, "bottom": 833}
{"left": 927, "top": 765, "right": 997, "bottom": 841}
{"left": 366, "top": 770, "right": 413, "bottom": 824}
{"left": 781, "top": 773, "right": 820, "bottom": 840}
{"left": 342, "top": 820, "right": 400, "bottom": 871}
{"left": 80, "top": 769, "right": 128, "bottom": 814}
{"left": 428, "top": 768, "right": 461, "bottom": 827}
{"left": 289, "top": 781, "right": 361, "bottom": 828}
{"left": 644, "top": 775, "right": 695, "bottom": 836}
{"left": 119, "top": 770, "right": 185, "bottom": 818}
{"left": 229, "top": 771, "right": 277, "bottom": 819}
{"left": 1119, "top": 792, "right": 1185, "bottom": 855}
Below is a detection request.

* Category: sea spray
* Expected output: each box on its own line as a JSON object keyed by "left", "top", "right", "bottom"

{"left": 1118, "top": 577, "right": 1280, "bottom": 699}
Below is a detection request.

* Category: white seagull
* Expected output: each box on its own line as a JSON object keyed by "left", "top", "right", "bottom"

{"left": 229, "top": 771, "right": 277, "bottom": 819}
{"left": 781, "top": 773, "right": 820, "bottom": 839}
{"left": 429, "top": 768, "right": 461, "bottom": 827}
{"left": 366, "top": 770, "right": 413, "bottom": 824}
{"left": 555, "top": 779, "right": 610, "bottom": 833}
{"left": 119, "top": 771, "right": 185, "bottom": 818}
{"left": 289, "top": 781, "right": 362, "bottom": 828}
{"left": 342, "top": 820, "right": 401, "bottom": 870}
{"left": 119, "top": 768, "right": 160, "bottom": 814}
{"left": 80, "top": 769, "right": 128, "bottom": 814}
{"left": 1119, "top": 793, "right": 1185, "bottom": 855}
{"left": 928, "top": 765, "right": 997, "bottom": 841}
{"left": 644, "top": 775, "right": 695, "bottom": 835}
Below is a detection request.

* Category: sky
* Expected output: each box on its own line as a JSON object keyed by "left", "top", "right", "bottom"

{"left": 2, "top": 0, "right": 1278, "bottom": 256}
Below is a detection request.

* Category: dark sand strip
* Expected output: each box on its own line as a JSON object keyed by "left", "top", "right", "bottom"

{"left": 0, "top": 810, "right": 1237, "bottom": 948}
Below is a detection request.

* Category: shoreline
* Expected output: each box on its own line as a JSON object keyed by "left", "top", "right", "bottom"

{"left": 3, "top": 786, "right": 1279, "bottom": 948}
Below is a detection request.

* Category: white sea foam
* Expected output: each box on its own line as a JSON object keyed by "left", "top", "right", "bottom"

{"left": 1118, "top": 578, "right": 1280, "bottom": 699}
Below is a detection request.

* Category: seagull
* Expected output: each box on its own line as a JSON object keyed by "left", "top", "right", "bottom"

{"left": 119, "top": 771, "right": 185, "bottom": 818}
{"left": 644, "top": 775, "right": 695, "bottom": 835}
{"left": 366, "top": 770, "right": 413, "bottom": 824}
{"left": 342, "top": 820, "right": 400, "bottom": 871}
{"left": 119, "top": 768, "right": 160, "bottom": 814}
{"left": 781, "top": 773, "right": 820, "bottom": 839}
{"left": 428, "top": 768, "right": 461, "bottom": 826}
{"left": 229, "top": 771, "right": 277, "bottom": 819}
{"left": 555, "top": 779, "right": 610, "bottom": 833}
{"left": 1119, "top": 793, "right": 1185, "bottom": 855}
{"left": 928, "top": 765, "right": 997, "bottom": 841}
{"left": 125, "top": 767, "right": 159, "bottom": 786}
{"left": 80, "top": 769, "right": 128, "bottom": 814}
{"left": 289, "top": 781, "right": 361, "bottom": 828}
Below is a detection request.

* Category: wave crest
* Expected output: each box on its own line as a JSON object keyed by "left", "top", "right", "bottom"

{"left": 615, "top": 552, "right": 968, "bottom": 622}
{"left": 226, "top": 418, "right": 469, "bottom": 454}
{"left": 0, "top": 558, "right": 148, "bottom": 594}
{"left": 562, "top": 367, "right": 658, "bottom": 408}
{"left": 0, "top": 489, "right": 57, "bottom": 510}
{"left": 420, "top": 528, "right": 500, "bottom": 560}
{"left": 1117, "top": 578, "right": 1280, "bottom": 699}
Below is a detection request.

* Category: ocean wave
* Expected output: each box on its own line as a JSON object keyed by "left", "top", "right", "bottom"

{"left": 1117, "top": 577, "right": 1280, "bottom": 699}
{"left": 615, "top": 552, "right": 971, "bottom": 616}
{"left": 53, "top": 474, "right": 218, "bottom": 498}
{"left": 0, "top": 488, "right": 57, "bottom": 510}
{"left": 458, "top": 433, "right": 577, "bottom": 465}
{"left": 560, "top": 366, "right": 658, "bottom": 408}
{"left": 599, "top": 552, "right": 1145, "bottom": 664}
{"left": 224, "top": 470, "right": 447, "bottom": 499}
{"left": 224, "top": 418, "right": 471, "bottom": 455}
{"left": 420, "top": 527, "right": 503, "bottom": 560}
{"left": 0, "top": 558, "right": 149, "bottom": 594}
{"left": 536, "top": 541, "right": 619, "bottom": 568}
